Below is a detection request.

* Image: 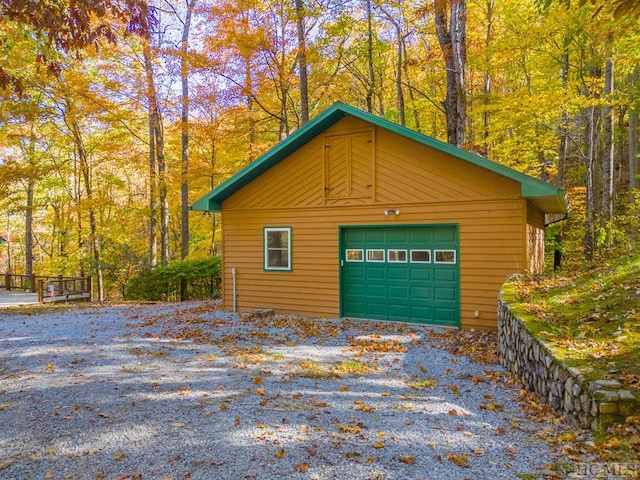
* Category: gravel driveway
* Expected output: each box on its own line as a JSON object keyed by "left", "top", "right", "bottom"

{"left": 0, "top": 302, "right": 575, "bottom": 479}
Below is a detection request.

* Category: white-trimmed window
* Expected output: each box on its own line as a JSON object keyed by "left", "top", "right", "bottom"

{"left": 410, "top": 250, "right": 431, "bottom": 263}
{"left": 346, "top": 249, "right": 364, "bottom": 262}
{"left": 434, "top": 249, "right": 456, "bottom": 264}
{"left": 387, "top": 249, "right": 407, "bottom": 262}
{"left": 366, "top": 249, "right": 385, "bottom": 262}
{"left": 264, "top": 227, "right": 291, "bottom": 271}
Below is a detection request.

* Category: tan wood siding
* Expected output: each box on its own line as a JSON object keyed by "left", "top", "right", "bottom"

{"left": 375, "top": 128, "right": 520, "bottom": 205}
{"left": 220, "top": 199, "right": 526, "bottom": 329}
{"left": 225, "top": 139, "right": 325, "bottom": 210}
{"left": 224, "top": 117, "right": 521, "bottom": 212}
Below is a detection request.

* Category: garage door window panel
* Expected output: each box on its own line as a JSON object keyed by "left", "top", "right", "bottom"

{"left": 410, "top": 250, "right": 431, "bottom": 263}
{"left": 387, "top": 249, "right": 407, "bottom": 262}
{"left": 367, "top": 249, "right": 385, "bottom": 262}
{"left": 434, "top": 250, "right": 456, "bottom": 264}
{"left": 346, "top": 249, "right": 364, "bottom": 262}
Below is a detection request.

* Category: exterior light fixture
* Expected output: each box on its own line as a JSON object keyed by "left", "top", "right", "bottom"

{"left": 384, "top": 208, "right": 400, "bottom": 216}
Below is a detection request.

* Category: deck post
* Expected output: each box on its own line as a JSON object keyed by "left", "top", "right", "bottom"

{"left": 87, "top": 276, "right": 92, "bottom": 302}
{"left": 37, "top": 279, "right": 44, "bottom": 304}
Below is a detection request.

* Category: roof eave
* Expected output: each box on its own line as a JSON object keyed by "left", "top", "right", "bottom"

{"left": 526, "top": 195, "right": 567, "bottom": 214}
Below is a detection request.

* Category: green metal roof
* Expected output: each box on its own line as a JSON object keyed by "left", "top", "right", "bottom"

{"left": 191, "top": 102, "right": 567, "bottom": 214}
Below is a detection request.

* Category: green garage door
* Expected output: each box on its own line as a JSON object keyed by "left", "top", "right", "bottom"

{"left": 340, "top": 225, "right": 459, "bottom": 327}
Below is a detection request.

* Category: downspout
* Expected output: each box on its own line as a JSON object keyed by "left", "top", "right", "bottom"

{"left": 231, "top": 267, "right": 237, "bottom": 313}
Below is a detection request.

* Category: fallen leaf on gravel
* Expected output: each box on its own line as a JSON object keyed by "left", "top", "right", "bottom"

{"left": 337, "top": 423, "right": 362, "bottom": 434}
{"left": 293, "top": 463, "right": 309, "bottom": 472}
{"left": 471, "top": 447, "right": 485, "bottom": 457}
{"left": 219, "top": 403, "right": 228, "bottom": 411}
{"left": 397, "top": 455, "right": 416, "bottom": 465}
{"left": 410, "top": 379, "right": 437, "bottom": 389}
{"left": 445, "top": 452, "right": 469, "bottom": 468}
{"left": 45, "top": 472, "right": 54, "bottom": 479}
{"left": 480, "top": 403, "right": 504, "bottom": 412}
{"left": 445, "top": 384, "right": 460, "bottom": 397}
{"left": 274, "top": 449, "right": 285, "bottom": 458}
{"left": 112, "top": 453, "right": 127, "bottom": 461}
{"left": 373, "top": 442, "right": 384, "bottom": 449}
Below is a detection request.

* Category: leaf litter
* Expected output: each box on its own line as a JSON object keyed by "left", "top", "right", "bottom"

{"left": 0, "top": 301, "right": 604, "bottom": 479}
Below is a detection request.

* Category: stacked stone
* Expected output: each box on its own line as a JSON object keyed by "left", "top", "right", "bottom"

{"left": 497, "top": 297, "right": 639, "bottom": 432}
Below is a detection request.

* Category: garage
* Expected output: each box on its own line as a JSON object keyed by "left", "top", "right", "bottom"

{"left": 340, "top": 225, "right": 459, "bottom": 326}
{"left": 192, "top": 103, "right": 567, "bottom": 328}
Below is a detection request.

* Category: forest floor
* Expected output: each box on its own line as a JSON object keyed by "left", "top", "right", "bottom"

{"left": 509, "top": 254, "right": 640, "bottom": 397}
{"left": 0, "top": 301, "right": 612, "bottom": 480}
{"left": 507, "top": 253, "right": 640, "bottom": 464}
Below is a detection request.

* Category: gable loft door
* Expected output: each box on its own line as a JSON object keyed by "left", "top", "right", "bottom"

{"left": 340, "top": 225, "right": 460, "bottom": 327}
{"left": 325, "top": 129, "right": 374, "bottom": 203}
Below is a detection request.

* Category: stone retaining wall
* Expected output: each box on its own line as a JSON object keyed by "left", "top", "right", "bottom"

{"left": 497, "top": 297, "right": 639, "bottom": 432}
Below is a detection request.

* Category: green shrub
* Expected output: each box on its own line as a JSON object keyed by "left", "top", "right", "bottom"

{"left": 125, "top": 257, "right": 221, "bottom": 302}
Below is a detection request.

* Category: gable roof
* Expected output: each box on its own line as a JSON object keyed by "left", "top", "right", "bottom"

{"left": 191, "top": 102, "right": 567, "bottom": 214}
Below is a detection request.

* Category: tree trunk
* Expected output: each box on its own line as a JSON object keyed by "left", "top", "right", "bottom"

{"left": 395, "top": 24, "right": 405, "bottom": 126}
{"left": 143, "top": 38, "right": 168, "bottom": 267}
{"left": 629, "top": 66, "right": 639, "bottom": 205}
{"left": 210, "top": 137, "right": 218, "bottom": 257}
{"left": 25, "top": 178, "right": 34, "bottom": 279}
{"left": 434, "top": 0, "right": 467, "bottom": 147}
{"left": 180, "top": 0, "right": 197, "bottom": 261}
{"left": 74, "top": 153, "right": 85, "bottom": 278}
{"left": 402, "top": 39, "right": 420, "bottom": 131}
{"left": 143, "top": 40, "right": 158, "bottom": 269}
{"left": 482, "top": 0, "right": 494, "bottom": 156}
{"left": 68, "top": 113, "right": 103, "bottom": 301}
{"left": 379, "top": 6, "right": 405, "bottom": 125}
{"left": 365, "top": 0, "right": 375, "bottom": 113}
{"left": 296, "top": 0, "right": 309, "bottom": 125}
{"left": 5, "top": 213, "right": 12, "bottom": 274}
{"left": 158, "top": 130, "right": 169, "bottom": 267}
{"left": 602, "top": 52, "right": 614, "bottom": 227}
{"left": 584, "top": 106, "right": 599, "bottom": 261}
{"left": 24, "top": 128, "right": 35, "bottom": 280}
{"left": 245, "top": 54, "right": 256, "bottom": 160}
{"left": 557, "top": 0, "right": 570, "bottom": 187}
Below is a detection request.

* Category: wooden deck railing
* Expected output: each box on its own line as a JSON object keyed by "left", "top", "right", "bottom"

{"left": 1, "top": 273, "right": 92, "bottom": 303}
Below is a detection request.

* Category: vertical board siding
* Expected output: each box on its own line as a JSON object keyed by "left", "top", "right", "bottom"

{"left": 221, "top": 199, "right": 525, "bottom": 329}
